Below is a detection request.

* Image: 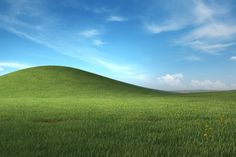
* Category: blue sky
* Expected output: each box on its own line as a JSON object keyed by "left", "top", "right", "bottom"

{"left": 0, "top": 0, "right": 236, "bottom": 90}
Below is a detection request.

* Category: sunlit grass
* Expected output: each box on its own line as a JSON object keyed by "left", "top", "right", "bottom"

{"left": 0, "top": 66, "right": 236, "bottom": 156}
{"left": 0, "top": 94, "right": 236, "bottom": 157}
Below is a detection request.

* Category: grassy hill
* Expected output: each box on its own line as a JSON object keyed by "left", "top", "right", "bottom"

{"left": 0, "top": 66, "right": 167, "bottom": 98}
{"left": 0, "top": 66, "right": 236, "bottom": 157}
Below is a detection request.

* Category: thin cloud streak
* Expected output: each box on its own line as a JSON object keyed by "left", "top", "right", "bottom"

{"left": 0, "top": 0, "right": 144, "bottom": 79}
{"left": 145, "top": 0, "right": 236, "bottom": 53}
{"left": 145, "top": 23, "right": 185, "bottom": 34}
{"left": 0, "top": 62, "right": 31, "bottom": 71}
{"left": 90, "top": 58, "right": 137, "bottom": 76}
{"left": 107, "top": 16, "right": 125, "bottom": 22}
{"left": 230, "top": 56, "right": 236, "bottom": 61}
{"left": 78, "top": 29, "right": 101, "bottom": 38}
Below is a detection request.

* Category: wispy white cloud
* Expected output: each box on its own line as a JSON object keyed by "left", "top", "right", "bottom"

{"left": 0, "top": 0, "right": 140, "bottom": 79}
{"left": 145, "top": 21, "right": 186, "bottom": 34}
{"left": 88, "top": 57, "right": 151, "bottom": 84}
{"left": 230, "top": 56, "right": 236, "bottom": 61}
{"left": 186, "top": 40, "right": 235, "bottom": 53}
{"left": 78, "top": 29, "right": 107, "bottom": 47}
{"left": 181, "top": 0, "right": 236, "bottom": 53}
{"left": 135, "top": 74, "right": 150, "bottom": 82}
{"left": 84, "top": 6, "right": 112, "bottom": 14}
{"left": 184, "top": 55, "right": 202, "bottom": 61}
{"left": 190, "top": 23, "right": 236, "bottom": 39}
{"left": 91, "top": 58, "right": 136, "bottom": 76}
{"left": 146, "top": 0, "right": 236, "bottom": 53}
{"left": 78, "top": 29, "right": 101, "bottom": 38}
{"left": 144, "top": 1, "right": 194, "bottom": 34}
{"left": 191, "top": 80, "right": 226, "bottom": 90}
{"left": 180, "top": 22, "right": 236, "bottom": 53}
{"left": 157, "top": 73, "right": 184, "bottom": 87}
{"left": 93, "top": 39, "right": 107, "bottom": 47}
{"left": 193, "top": 0, "right": 215, "bottom": 24}
{"left": 0, "top": 62, "right": 30, "bottom": 71}
{"left": 107, "top": 15, "right": 125, "bottom": 22}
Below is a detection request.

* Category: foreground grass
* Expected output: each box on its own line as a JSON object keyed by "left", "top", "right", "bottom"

{"left": 1, "top": 93, "right": 236, "bottom": 157}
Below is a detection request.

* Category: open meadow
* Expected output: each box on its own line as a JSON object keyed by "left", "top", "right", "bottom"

{"left": 0, "top": 66, "right": 236, "bottom": 157}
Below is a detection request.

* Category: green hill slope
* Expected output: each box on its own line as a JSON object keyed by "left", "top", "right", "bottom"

{"left": 0, "top": 66, "right": 167, "bottom": 97}
{"left": 1, "top": 66, "right": 236, "bottom": 157}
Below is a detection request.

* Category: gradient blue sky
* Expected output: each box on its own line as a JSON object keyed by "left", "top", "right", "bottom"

{"left": 0, "top": 0, "right": 236, "bottom": 90}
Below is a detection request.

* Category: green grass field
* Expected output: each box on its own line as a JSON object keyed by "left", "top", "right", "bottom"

{"left": 0, "top": 66, "right": 236, "bottom": 157}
